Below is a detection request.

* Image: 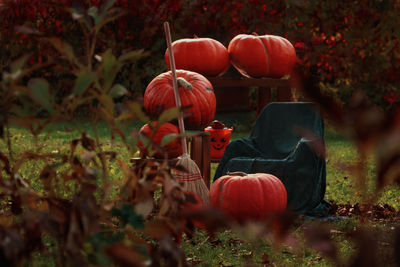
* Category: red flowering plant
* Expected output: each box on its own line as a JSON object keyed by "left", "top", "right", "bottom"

{"left": 384, "top": 91, "right": 399, "bottom": 108}
{"left": 2, "top": 0, "right": 400, "bottom": 108}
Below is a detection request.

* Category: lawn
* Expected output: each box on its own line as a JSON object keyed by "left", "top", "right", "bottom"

{"left": 193, "top": 117, "right": 400, "bottom": 266}
{"left": 1, "top": 115, "right": 399, "bottom": 266}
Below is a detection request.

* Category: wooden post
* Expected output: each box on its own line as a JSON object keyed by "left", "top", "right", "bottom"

{"left": 277, "top": 86, "right": 292, "bottom": 102}
{"left": 202, "top": 134, "right": 211, "bottom": 188}
{"left": 190, "top": 136, "right": 203, "bottom": 173}
{"left": 257, "top": 86, "right": 272, "bottom": 115}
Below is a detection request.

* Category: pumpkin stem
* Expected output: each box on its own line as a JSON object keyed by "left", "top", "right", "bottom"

{"left": 177, "top": 77, "right": 193, "bottom": 90}
{"left": 252, "top": 32, "right": 259, "bottom": 36}
{"left": 227, "top": 171, "right": 248, "bottom": 176}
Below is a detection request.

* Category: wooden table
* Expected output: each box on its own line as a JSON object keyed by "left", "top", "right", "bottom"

{"left": 207, "top": 76, "right": 292, "bottom": 115}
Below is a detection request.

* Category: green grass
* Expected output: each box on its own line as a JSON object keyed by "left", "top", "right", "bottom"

{"left": 323, "top": 125, "right": 400, "bottom": 209}
{"left": 1, "top": 118, "right": 399, "bottom": 266}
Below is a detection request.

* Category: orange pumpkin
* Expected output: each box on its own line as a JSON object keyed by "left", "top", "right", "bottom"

{"left": 137, "top": 121, "right": 182, "bottom": 158}
{"left": 165, "top": 37, "right": 230, "bottom": 77}
{"left": 228, "top": 33, "right": 296, "bottom": 78}
{"left": 144, "top": 70, "right": 216, "bottom": 130}
{"left": 209, "top": 172, "right": 287, "bottom": 222}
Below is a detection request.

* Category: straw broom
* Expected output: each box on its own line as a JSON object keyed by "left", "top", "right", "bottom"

{"left": 163, "top": 22, "right": 209, "bottom": 205}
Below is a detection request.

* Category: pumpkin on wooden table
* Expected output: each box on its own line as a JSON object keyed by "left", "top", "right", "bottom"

{"left": 228, "top": 33, "right": 296, "bottom": 78}
{"left": 209, "top": 172, "right": 287, "bottom": 222}
{"left": 137, "top": 121, "right": 182, "bottom": 158}
{"left": 144, "top": 70, "right": 216, "bottom": 130}
{"left": 165, "top": 36, "right": 230, "bottom": 77}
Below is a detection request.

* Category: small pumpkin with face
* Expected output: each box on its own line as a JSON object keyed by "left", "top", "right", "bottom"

{"left": 204, "top": 120, "right": 232, "bottom": 159}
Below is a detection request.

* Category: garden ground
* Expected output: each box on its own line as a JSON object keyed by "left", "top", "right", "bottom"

{"left": 2, "top": 110, "right": 400, "bottom": 266}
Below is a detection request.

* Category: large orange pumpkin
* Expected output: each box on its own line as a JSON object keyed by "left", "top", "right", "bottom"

{"left": 144, "top": 70, "right": 216, "bottom": 130}
{"left": 137, "top": 121, "right": 182, "bottom": 158}
{"left": 228, "top": 33, "right": 296, "bottom": 78}
{"left": 165, "top": 37, "right": 230, "bottom": 77}
{"left": 209, "top": 172, "right": 287, "bottom": 222}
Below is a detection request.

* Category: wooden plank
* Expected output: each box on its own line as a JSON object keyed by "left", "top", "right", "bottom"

{"left": 190, "top": 136, "right": 203, "bottom": 175}
{"left": 207, "top": 76, "right": 292, "bottom": 113}
{"left": 206, "top": 76, "right": 290, "bottom": 88}
{"left": 130, "top": 157, "right": 179, "bottom": 166}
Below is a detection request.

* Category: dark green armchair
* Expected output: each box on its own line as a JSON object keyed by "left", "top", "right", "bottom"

{"left": 213, "top": 102, "right": 330, "bottom": 216}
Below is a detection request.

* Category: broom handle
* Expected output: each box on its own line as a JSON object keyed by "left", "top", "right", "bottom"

{"left": 164, "top": 22, "right": 188, "bottom": 155}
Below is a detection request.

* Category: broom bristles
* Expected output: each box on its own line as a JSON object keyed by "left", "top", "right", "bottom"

{"left": 173, "top": 154, "right": 210, "bottom": 205}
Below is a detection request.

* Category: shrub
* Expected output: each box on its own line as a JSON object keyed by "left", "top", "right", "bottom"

{"left": 1, "top": 0, "right": 400, "bottom": 108}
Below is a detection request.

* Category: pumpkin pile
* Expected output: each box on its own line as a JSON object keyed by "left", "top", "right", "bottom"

{"left": 141, "top": 33, "right": 294, "bottom": 222}
{"left": 145, "top": 33, "right": 296, "bottom": 130}
{"left": 163, "top": 33, "right": 296, "bottom": 79}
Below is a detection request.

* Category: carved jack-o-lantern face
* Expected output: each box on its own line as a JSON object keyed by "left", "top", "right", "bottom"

{"left": 205, "top": 127, "right": 232, "bottom": 159}
{"left": 211, "top": 136, "right": 227, "bottom": 150}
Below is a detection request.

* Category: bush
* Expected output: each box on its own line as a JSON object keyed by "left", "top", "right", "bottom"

{"left": 0, "top": 2, "right": 203, "bottom": 265}
{"left": 1, "top": 0, "right": 400, "bottom": 108}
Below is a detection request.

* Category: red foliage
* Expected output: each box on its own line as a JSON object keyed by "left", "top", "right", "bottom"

{"left": 2, "top": 0, "right": 399, "bottom": 107}
{"left": 384, "top": 92, "right": 399, "bottom": 105}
